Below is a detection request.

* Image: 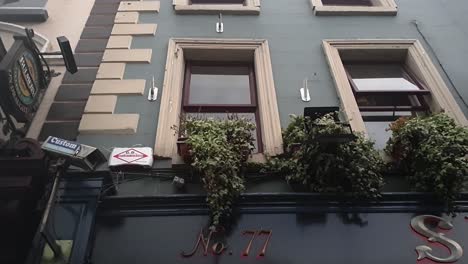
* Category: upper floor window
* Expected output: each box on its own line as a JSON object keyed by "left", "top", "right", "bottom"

{"left": 322, "top": 39, "right": 467, "bottom": 152}
{"left": 344, "top": 63, "right": 430, "bottom": 149}
{"left": 322, "top": 0, "right": 372, "bottom": 6}
{"left": 311, "top": 0, "right": 397, "bottom": 16}
{"left": 182, "top": 62, "right": 262, "bottom": 152}
{"left": 154, "top": 38, "right": 283, "bottom": 163}
{"left": 190, "top": 0, "right": 245, "bottom": 4}
{"left": 173, "top": 0, "right": 260, "bottom": 15}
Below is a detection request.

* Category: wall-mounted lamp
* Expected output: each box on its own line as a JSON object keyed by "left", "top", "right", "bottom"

{"left": 216, "top": 13, "right": 224, "bottom": 33}
{"left": 300, "top": 78, "right": 311, "bottom": 102}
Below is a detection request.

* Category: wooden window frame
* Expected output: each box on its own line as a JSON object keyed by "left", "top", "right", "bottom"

{"left": 190, "top": 0, "right": 245, "bottom": 4}
{"left": 155, "top": 38, "right": 282, "bottom": 163}
{"left": 344, "top": 62, "right": 431, "bottom": 112}
{"left": 322, "top": 0, "right": 373, "bottom": 7}
{"left": 183, "top": 61, "right": 257, "bottom": 111}
{"left": 310, "top": 0, "right": 397, "bottom": 16}
{"left": 173, "top": 0, "right": 260, "bottom": 15}
{"left": 182, "top": 61, "right": 264, "bottom": 153}
{"left": 322, "top": 39, "right": 467, "bottom": 136}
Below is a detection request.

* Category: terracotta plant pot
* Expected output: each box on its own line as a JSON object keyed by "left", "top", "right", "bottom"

{"left": 177, "top": 137, "right": 191, "bottom": 163}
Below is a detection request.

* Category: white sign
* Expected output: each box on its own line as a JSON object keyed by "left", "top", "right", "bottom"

{"left": 109, "top": 147, "right": 153, "bottom": 168}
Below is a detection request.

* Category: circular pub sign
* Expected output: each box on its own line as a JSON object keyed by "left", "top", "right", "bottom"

{"left": 0, "top": 39, "right": 45, "bottom": 122}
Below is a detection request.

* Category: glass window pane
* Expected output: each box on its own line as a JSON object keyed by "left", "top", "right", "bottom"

{"left": 188, "top": 66, "right": 252, "bottom": 105}
{"left": 363, "top": 112, "right": 424, "bottom": 150}
{"left": 361, "top": 111, "right": 413, "bottom": 118}
{"left": 346, "top": 64, "right": 420, "bottom": 91}
{"left": 191, "top": 0, "right": 244, "bottom": 4}
{"left": 364, "top": 121, "right": 393, "bottom": 150}
{"left": 186, "top": 112, "right": 259, "bottom": 152}
{"left": 356, "top": 94, "right": 415, "bottom": 107}
{"left": 322, "top": 0, "right": 373, "bottom": 6}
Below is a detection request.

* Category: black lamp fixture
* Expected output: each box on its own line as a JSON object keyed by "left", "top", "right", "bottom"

{"left": 37, "top": 30, "right": 77, "bottom": 74}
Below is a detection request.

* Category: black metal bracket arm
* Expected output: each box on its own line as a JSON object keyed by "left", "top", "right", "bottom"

{"left": 39, "top": 158, "right": 71, "bottom": 261}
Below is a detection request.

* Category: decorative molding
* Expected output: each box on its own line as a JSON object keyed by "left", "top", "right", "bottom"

{"left": 79, "top": 114, "right": 139, "bottom": 134}
{"left": 173, "top": 0, "right": 260, "bottom": 15}
{"left": 107, "top": 36, "right": 132, "bottom": 49}
{"left": 154, "top": 38, "right": 283, "bottom": 161}
{"left": 322, "top": 39, "right": 468, "bottom": 137}
{"left": 111, "top": 24, "right": 157, "bottom": 36}
{"left": 91, "top": 80, "right": 146, "bottom": 95}
{"left": 311, "top": 0, "right": 397, "bottom": 16}
{"left": 96, "top": 63, "right": 126, "bottom": 80}
{"left": 102, "top": 49, "right": 152, "bottom": 63}
{"left": 114, "top": 12, "right": 139, "bottom": 24}
{"left": 84, "top": 95, "right": 117, "bottom": 114}
{"left": 118, "top": 1, "right": 160, "bottom": 12}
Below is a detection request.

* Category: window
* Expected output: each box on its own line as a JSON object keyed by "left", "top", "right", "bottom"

{"left": 155, "top": 38, "right": 282, "bottom": 163}
{"left": 310, "top": 0, "right": 397, "bottom": 16}
{"left": 182, "top": 62, "right": 262, "bottom": 152}
{"left": 322, "top": 39, "right": 467, "bottom": 149}
{"left": 322, "top": 0, "right": 372, "bottom": 6}
{"left": 173, "top": 0, "right": 260, "bottom": 14}
{"left": 191, "top": 0, "right": 245, "bottom": 4}
{"left": 345, "top": 63, "right": 430, "bottom": 149}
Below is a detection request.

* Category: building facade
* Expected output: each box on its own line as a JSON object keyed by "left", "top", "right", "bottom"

{"left": 1, "top": 0, "right": 468, "bottom": 263}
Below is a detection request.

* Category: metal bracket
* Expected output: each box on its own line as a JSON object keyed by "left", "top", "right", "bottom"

{"left": 300, "top": 78, "right": 311, "bottom": 102}
{"left": 148, "top": 76, "right": 158, "bottom": 101}
{"left": 216, "top": 13, "right": 224, "bottom": 33}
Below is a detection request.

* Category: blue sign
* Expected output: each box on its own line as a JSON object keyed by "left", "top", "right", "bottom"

{"left": 43, "top": 136, "right": 81, "bottom": 156}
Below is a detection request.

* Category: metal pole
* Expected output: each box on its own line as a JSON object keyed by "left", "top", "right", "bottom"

{"left": 39, "top": 159, "right": 68, "bottom": 261}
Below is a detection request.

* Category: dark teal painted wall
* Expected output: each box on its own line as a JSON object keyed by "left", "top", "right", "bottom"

{"left": 78, "top": 0, "right": 468, "bottom": 153}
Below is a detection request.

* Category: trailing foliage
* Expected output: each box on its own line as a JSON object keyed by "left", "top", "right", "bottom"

{"left": 264, "top": 113, "right": 384, "bottom": 200}
{"left": 182, "top": 115, "right": 255, "bottom": 226}
{"left": 386, "top": 113, "right": 468, "bottom": 209}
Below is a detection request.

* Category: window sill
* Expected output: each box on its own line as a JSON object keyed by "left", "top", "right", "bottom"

{"left": 174, "top": 4, "right": 260, "bottom": 15}
{"left": 172, "top": 152, "right": 266, "bottom": 165}
{"left": 173, "top": 0, "right": 260, "bottom": 15}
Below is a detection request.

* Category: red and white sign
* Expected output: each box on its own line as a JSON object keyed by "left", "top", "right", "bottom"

{"left": 109, "top": 147, "right": 154, "bottom": 168}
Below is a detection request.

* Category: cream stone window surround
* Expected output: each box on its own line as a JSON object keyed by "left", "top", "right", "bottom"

{"left": 322, "top": 39, "right": 468, "bottom": 135}
{"left": 154, "top": 38, "right": 282, "bottom": 163}
{"left": 173, "top": 0, "right": 260, "bottom": 15}
{"left": 311, "top": 0, "right": 397, "bottom": 16}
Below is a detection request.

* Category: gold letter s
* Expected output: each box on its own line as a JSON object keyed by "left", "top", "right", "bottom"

{"left": 411, "top": 215, "right": 463, "bottom": 263}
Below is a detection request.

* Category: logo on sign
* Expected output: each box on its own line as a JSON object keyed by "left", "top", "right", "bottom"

{"left": 411, "top": 215, "right": 464, "bottom": 263}
{"left": 113, "top": 148, "right": 148, "bottom": 163}
{"left": 6, "top": 49, "right": 42, "bottom": 121}
{"left": 46, "top": 137, "right": 81, "bottom": 155}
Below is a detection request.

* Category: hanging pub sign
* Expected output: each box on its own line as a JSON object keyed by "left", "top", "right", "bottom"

{"left": 0, "top": 36, "right": 47, "bottom": 122}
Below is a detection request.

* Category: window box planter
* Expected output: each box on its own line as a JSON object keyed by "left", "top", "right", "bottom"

{"left": 312, "top": 123, "right": 356, "bottom": 144}
{"left": 304, "top": 107, "right": 356, "bottom": 145}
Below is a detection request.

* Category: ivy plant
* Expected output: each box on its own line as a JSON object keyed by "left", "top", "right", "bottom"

{"left": 183, "top": 115, "right": 255, "bottom": 226}
{"left": 264, "top": 113, "right": 384, "bottom": 200}
{"left": 386, "top": 113, "right": 468, "bottom": 210}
